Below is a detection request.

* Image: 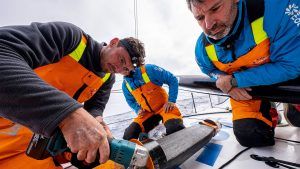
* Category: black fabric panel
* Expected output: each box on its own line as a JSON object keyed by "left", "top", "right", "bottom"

{"left": 142, "top": 114, "right": 162, "bottom": 132}
{"left": 164, "top": 119, "right": 185, "bottom": 135}
{"left": 73, "top": 84, "right": 87, "bottom": 100}
{"left": 233, "top": 118, "right": 275, "bottom": 147}
{"left": 245, "top": 0, "right": 265, "bottom": 23}
{"left": 123, "top": 122, "right": 142, "bottom": 140}
{"left": 259, "top": 100, "right": 272, "bottom": 122}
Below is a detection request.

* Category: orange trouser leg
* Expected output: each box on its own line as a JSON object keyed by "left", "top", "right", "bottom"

{"left": 0, "top": 118, "right": 61, "bottom": 169}
{"left": 231, "top": 99, "right": 272, "bottom": 126}
{"left": 230, "top": 99, "right": 275, "bottom": 147}
{"left": 123, "top": 111, "right": 158, "bottom": 140}
{"left": 159, "top": 106, "right": 185, "bottom": 135}
{"left": 128, "top": 106, "right": 184, "bottom": 139}
{"left": 158, "top": 106, "right": 183, "bottom": 123}
{"left": 133, "top": 106, "right": 183, "bottom": 132}
{"left": 133, "top": 110, "right": 158, "bottom": 132}
{"left": 94, "top": 160, "right": 124, "bottom": 169}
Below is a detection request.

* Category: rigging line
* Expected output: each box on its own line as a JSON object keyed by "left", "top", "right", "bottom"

{"left": 111, "top": 88, "right": 123, "bottom": 91}
{"left": 216, "top": 123, "right": 300, "bottom": 144}
{"left": 107, "top": 111, "right": 231, "bottom": 125}
{"left": 274, "top": 137, "right": 300, "bottom": 144}
{"left": 104, "top": 110, "right": 133, "bottom": 118}
{"left": 134, "top": 0, "right": 139, "bottom": 38}
{"left": 111, "top": 91, "right": 123, "bottom": 94}
{"left": 183, "top": 111, "right": 231, "bottom": 118}
{"left": 214, "top": 97, "right": 230, "bottom": 106}
{"left": 106, "top": 117, "right": 134, "bottom": 125}
{"left": 161, "top": 85, "right": 228, "bottom": 97}
{"left": 218, "top": 147, "right": 252, "bottom": 169}
{"left": 63, "top": 164, "right": 74, "bottom": 169}
{"left": 179, "top": 88, "right": 228, "bottom": 96}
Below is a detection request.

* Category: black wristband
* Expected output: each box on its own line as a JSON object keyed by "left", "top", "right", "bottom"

{"left": 230, "top": 78, "right": 238, "bottom": 87}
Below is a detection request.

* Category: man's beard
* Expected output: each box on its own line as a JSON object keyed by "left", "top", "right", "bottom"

{"left": 205, "top": 24, "right": 232, "bottom": 40}
{"left": 205, "top": 1, "right": 237, "bottom": 40}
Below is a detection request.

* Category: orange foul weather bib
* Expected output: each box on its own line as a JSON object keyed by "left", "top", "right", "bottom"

{"left": 0, "top": 35, "right": 112, "bottom": 169}
{"left": 125, "top": 66, "right": 182, "bottom": 132}
{"left": 205, "top": 17, "right": 274, "bottom": 127}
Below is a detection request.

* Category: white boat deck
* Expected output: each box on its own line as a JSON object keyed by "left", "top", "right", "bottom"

{"left": 102, "top": 87, "right": 300, "bottom": 169}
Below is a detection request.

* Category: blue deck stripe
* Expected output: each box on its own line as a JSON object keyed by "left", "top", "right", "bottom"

{"left": 196, "top": 143, "right": 222, "bottom": 166}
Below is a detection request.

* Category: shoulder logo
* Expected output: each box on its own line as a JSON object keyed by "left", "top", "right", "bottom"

{"left": 154, "top": 66, "right": 163, "bottom": 72}
{"left": 285, "top": 4, "right": 300, "bottom": 27}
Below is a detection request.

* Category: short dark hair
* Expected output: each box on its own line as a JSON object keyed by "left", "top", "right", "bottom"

{"left": 119, "top": 37, "right": 145, "bottom": 67}
{"left": 186, "top": 0, "right": 204, "bottom": 11}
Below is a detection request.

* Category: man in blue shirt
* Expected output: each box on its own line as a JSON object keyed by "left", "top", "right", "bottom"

{"left": 122, "top": 62, "right": 185, "bottom": 141}
{"left": 186, "top": 0, "right": 300, "bottom": 147}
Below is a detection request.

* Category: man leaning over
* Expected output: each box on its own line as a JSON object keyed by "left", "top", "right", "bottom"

{"left": 0, "top": 22, "right": 141, "bottom": 168}
{"left": 186, "top": 0, "right": 300, "bottom": 147}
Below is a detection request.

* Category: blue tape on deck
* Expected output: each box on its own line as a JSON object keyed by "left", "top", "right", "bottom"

{"left": 196, "top": 143, "right": 222, "bottom": 166}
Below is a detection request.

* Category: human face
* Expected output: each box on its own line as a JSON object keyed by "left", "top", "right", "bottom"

{"left": 100, "top": 38, "right": 134, "bottom": 76}
{"left": 190, "top": 0, "right": 238, "bottom": 40}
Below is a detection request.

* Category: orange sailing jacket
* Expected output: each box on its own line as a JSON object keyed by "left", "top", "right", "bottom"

{"left": 34, "top": 35, "right": 111, "bottom": 103}
{"left": 0, "top": 22, "right": 115, "bottom": 137}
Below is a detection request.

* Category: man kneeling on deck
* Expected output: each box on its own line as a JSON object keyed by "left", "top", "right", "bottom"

{"left": 121, "top": 39, "right": 185, "bottom": 140}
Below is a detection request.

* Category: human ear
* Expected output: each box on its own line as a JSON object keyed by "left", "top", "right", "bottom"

{"left": 109, "top": 37, "right": 120, "bottom": 47}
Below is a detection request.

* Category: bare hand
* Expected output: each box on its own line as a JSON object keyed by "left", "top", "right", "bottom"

{"left": 59, "top": 108, "right": 110, "bottom": 164}
{"left": 228, "top": 87, "right": 252, "bottom": 100}
{"left": 163, "top": 102, "right": 175, "bottom": 113}
{"left": 216, "top": 75, "right": 233, "bottom": 93}
{"left": 95, "top": 116, "right": 113, "bottom": 139}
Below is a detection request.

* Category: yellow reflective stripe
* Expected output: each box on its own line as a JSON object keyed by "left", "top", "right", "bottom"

{"left": 251, "top": 17, "right": 268, "bottom": 44}
{"left": 125, "top": 81, "right": 133, "bottom": 92}
{"left": 140, "top": 66, "right": 150, "bottom": 83}
{"left": 205, "top": 45, "right": 218, "bottom": 62}
{"left": 142, "top": 72, "right": 150, "bottom": 83}
{"left": 69, "top": 35, "right": 87, "bottom": 62}
{"left": 102, "top": 73, "right": 111, "bottom": 83}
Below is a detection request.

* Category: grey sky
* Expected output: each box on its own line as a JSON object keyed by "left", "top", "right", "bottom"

{"left": 0, "top": 0, "right": 203, "bottom": 75}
